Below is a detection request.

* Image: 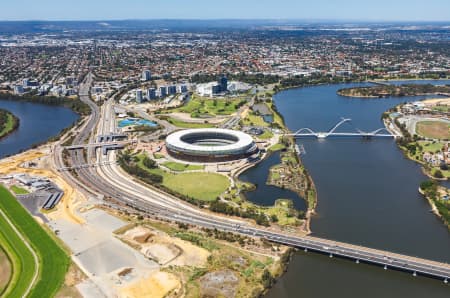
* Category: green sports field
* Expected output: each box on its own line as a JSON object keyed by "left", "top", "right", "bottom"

{"left": 0, "top": 186, "right": 69, "bottom": 298}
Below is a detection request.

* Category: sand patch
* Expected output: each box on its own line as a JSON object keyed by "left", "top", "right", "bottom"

{"left": 119, "top": 271, "right": 180, "bottom": 298}
{"left": 121, "top": 226, "right": 210, "bottom": 267}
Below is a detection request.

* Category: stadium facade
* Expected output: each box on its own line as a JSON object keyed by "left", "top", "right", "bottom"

{"left": 166, "top": 128, "right": 258, "bottom": 162}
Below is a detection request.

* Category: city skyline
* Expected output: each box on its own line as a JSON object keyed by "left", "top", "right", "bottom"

{"left": 1, "top": 0, "right": 450, "bottom": 22}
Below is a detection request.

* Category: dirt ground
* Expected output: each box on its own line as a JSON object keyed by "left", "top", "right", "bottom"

{"left": 0, "top": 149, "right": 86, "bottom": 224}
{"left": 422, "top": 97, "right": 450, "bottom": 105}
{"left": 199, "top": 270, "right": 239, "bottom": 298}
{"left": 118, "top": 271, "right": 180, "bottom": 298}
{"left": 416, "top": 121, "right": 450, "bottom": 139}
{"left": 0, "top": 248, "right": 11, "bottom": 294}
{"left": 122, "top": 226, "right": 210, "bottom": 267}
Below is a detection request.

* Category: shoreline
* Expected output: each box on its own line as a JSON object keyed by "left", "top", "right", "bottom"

{"left": 0, "top": 109, "right": 19, "bottom": 141}
{"left": 235, "top": 89, "right": 317, "bottom": 234}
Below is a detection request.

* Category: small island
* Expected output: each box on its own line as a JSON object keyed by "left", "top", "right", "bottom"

{"left": 0, "top": 108, "right": 19, "bottom": 140}
{"left": 338, "top": 84, "right": 450, "bottom": 98}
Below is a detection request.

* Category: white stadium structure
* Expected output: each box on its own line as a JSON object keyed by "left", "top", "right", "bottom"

{"left": 166, "top": 128, "right": 258, "bottom": 162}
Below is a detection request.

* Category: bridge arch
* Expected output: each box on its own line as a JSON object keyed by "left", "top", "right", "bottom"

{"left": 327, "top": 118, "right": 352, "bottom": 135}
{"left": 293, "top": 128, "right": 316, "bottom": 135}
{"left": 370, "top": 128, "right": 392, "bottom": 135}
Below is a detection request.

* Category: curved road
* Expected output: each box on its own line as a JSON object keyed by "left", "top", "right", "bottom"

{"left": 55, "top": 74, "right": 450, "bottom": 283}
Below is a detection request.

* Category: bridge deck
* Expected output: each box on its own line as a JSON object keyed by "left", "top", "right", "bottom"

{"left": 266, "top": 235, "right": 450, "bottom": 280}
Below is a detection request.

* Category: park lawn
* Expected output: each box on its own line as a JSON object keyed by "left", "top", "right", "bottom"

{"left": 0, "top": 186, "right": 69, "bottom": 298}
{"left": 432, "top": 106, "right": 450, "bottom": 113}
{"left": 163, "top": 172, "right": 230, "bottom": 201}
{"left": 266, "top": 102, "right": 285, "bottom": 128}
{"left": 137, "top": 156, "right": 229, "bottom": 201}
{"left": 10, "top": 185, "right": 29, "bottom": 195}
{"left": 258, "top": 130, "right": 274, "bottom": 140}
{"left": 162, "top": 161, "right": 204, "bottom": 172}
{"left": 168, "top": 95, "right": 246, "bottom": 117}
{"left": 153, "top": 153, "right": 165, "bottom": 159}
{"left": 0, "top": 113, "right": 15, "bottom": 137}
{"left": 416, "top": 121, "right": 450, "bottom": 140}
{"left": 167, "top": 117, "right": 215, "bottom": 129}
{"left": 418, "top": 141, "right": 444, "bottom": 153}
{"left": 242, "top": 112, "right": 269, "bottom": 127}
{"left": 268, "top": 143, "right": 286, "bottom": 152}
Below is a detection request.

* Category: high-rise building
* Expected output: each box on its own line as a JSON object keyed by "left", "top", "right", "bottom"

{"left": 142, "top": 70, "right": 151, "bottom": 81}
{"left": 212, "top": 84, "right": 221, "bottom": 95}
{"left": 14, "top": 85, "right": 24, "bottom": 94}
{"left": 219, "top": 75, "right": 228, "bottom": 92}
{"left": 178, "top": 85, "right": 188, "bottom": 93}
{"left": 159, "top": 86, "right": 167, "bottom": 98}
{"left": 136, "top": 89, "right": 143, "bottom": 103}
{"left": 147, "top": 88, "right": 157, "bottom": 100}
{"left": 168, "top": 85, "right": 177, "bottom": 95}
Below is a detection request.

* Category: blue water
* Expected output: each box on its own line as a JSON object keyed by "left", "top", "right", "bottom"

{"left": 0, "top": 99, "right": 79, "bottom": 158}
{"left": 118, "top": 118, "right": 157, "bottom": 128}
{"left": 250, "top": 82, "right": 450, "bottom": 298}
{"left": 239, "top": 152, "right": 307, "bottom": 211}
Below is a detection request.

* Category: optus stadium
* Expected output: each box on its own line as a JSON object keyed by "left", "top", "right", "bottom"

{"left": 166, "top": 128, "right": 258, "bottom": 162}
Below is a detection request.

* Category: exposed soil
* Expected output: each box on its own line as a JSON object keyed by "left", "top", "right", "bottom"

{"left": 119, "top": 271, "right": 180, "bottom": 298}
{"left": 417, "top": 121, "right": 450, "bottom": 139}
{"left": 0, "top": 247, "right": 12, "bottom": 294}
{"left": 199, "top": 269, "right": 239, "bottom": 298}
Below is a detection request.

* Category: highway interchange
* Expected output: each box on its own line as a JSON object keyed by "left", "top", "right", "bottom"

{"left": 54, "top": 74, "right": 450, "bottom": 283}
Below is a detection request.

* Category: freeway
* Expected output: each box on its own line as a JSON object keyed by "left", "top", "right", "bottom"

{"left": 55, "top": 74, "right": 450, "bottom": 283}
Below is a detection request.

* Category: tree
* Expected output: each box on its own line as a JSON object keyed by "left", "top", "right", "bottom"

{"left": 261, "top": 269, "right": 274, "bottom": 288}
{"left": 434, "top": 170, "right": 444, "bottom": 179}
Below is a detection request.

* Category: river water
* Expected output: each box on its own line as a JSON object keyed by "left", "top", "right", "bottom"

{"left": 1, "top": 83, "right": 449, "bottom": 297}
{"left": 0, "top": 99, "right": 79, "bottom": 158}
{"left": 239, "top": 82, "right": 450, "bottom": 297}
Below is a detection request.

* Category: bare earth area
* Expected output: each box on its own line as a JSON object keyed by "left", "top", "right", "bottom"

{"left": 119, "top": 271, "right": 180, "bottom": 298}
{"left": 416, "top": 121, "right": 450, "bottom": 139}
{"left": 199, "top": 269, "right": 239, "bottom": 298}
{"left": 122, "top": 226, "right": 210, "bottom": 267}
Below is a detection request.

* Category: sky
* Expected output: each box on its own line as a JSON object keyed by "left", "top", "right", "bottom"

{"left": 1, "top": 0, "right": 449, "bottom": 22}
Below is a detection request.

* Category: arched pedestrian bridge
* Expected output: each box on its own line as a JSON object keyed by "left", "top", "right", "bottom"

{"left": 285, "top": 118, "right": 401, "bottom": 139}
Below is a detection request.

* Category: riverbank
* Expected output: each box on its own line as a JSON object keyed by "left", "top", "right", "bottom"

{"left": 419, "top": 181, "right": 450, "bottom": 231}
{"left": 337, "top": 84, "right": 450, "bottom": 98}
{"left": 0, "top": 93, "right": 90, "bottom": 116}
{"left": 0, "top": 109, "right": 19, "bottom": 140}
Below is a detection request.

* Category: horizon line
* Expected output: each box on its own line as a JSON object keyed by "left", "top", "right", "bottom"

{"left": 1, "top": 18, "right": 450, "bottom": 23}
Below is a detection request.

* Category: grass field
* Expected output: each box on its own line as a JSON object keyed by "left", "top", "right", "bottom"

{"left": 258, "top": 130, "right": 274, "bottom": 140}
{"left": 432, "top": 105, "right": 450, "bottom": 113}
{"left": 153, "top": 153, "right": 165, "bottom": 159}
{"left": 268, "top": 143, "right": 286, "bottom": 152}
{"left": 138, "top": 157, "right": 229, "bottom": 201}
{"left": 0, "top": 186, "right": 69, "bottom": 298}
{"left": 162, "top": 161, "right": 204, "bottom": 172}
{"left": 0, "top": 112, "right": 17, "bottom": 138}
{"left": 416, "top": 121, "right": 450, "bottom": 140}
{"left": 242, "top": 112, "right": 270, "bottom": 127}
{"left": 418, "top": 141, "right": 444, "bottom": 153}
{"left": 167, "top": 117, "right": 215, "bottom": 128}
{"left": 166, "top": 95, "right": 246, "bottom": 118}
{"left": 10, "top": 185, "right": 29, "bottom": 195}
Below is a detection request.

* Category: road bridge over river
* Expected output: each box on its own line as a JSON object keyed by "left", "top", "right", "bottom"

{"left": 56, "top": 77, "right": 447, "bottom": 284}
